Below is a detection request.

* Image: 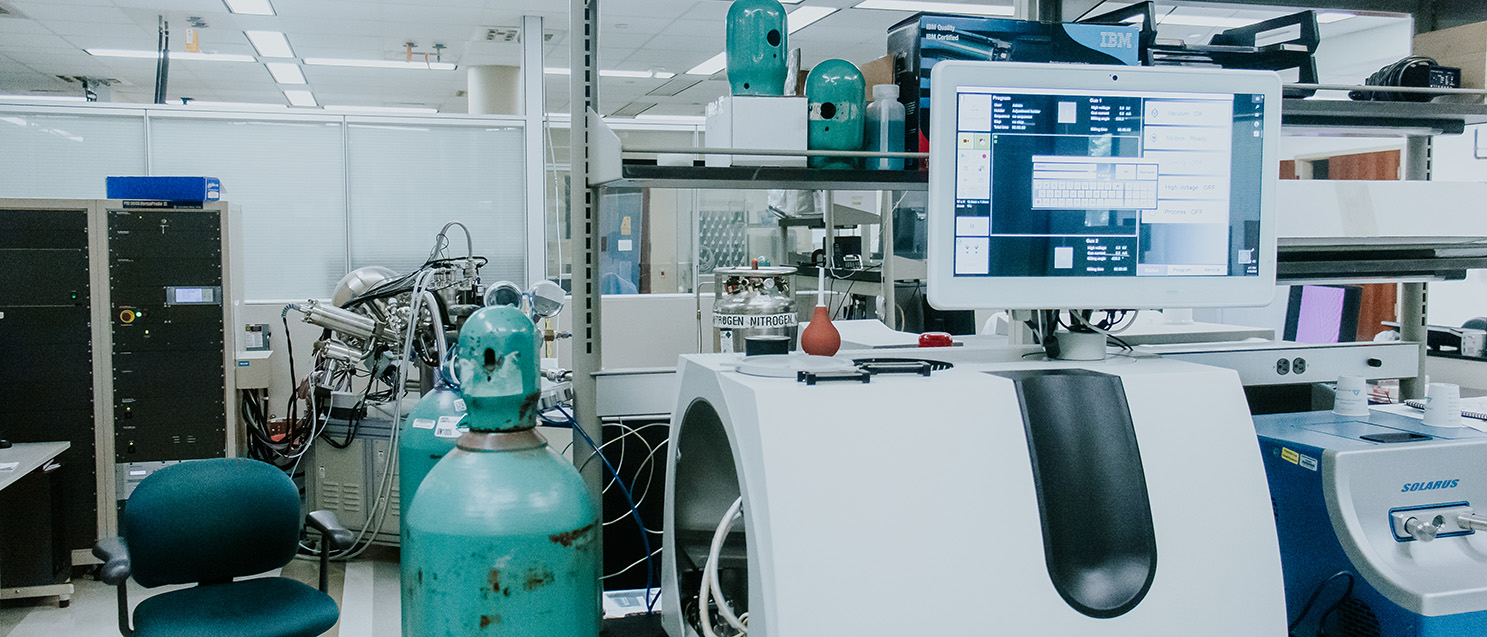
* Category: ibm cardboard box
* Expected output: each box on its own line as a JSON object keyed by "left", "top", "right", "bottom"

{"left": 1415, "top": 21, "right": 1487, "bottom": 94}
{"left": 887, "top": 14, "right": 1143, "bottom": 168}
{"left": 705, "top": 95, "right": 808, "bottom": 167}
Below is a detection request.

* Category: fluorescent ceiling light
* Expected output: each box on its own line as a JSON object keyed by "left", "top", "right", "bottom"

{"left": 244, "top": 31, "right": 294, "bottom": 58}
{"left": 283, "top": 90, "right": 317, "bottom": 107}
{"left": 686, "top": 52, "right": 727, "bottom": 76}
{"left": 544, "top": 68, "right": 676, "bottom": 79}
{"left": 184, "top": 100, "right": 287, "bottom": 111}
{"left": 635, "top": 114, "right": 707, "bottom": 125}
{"left": 787, "top": 6, "right": 837, "bottom": 33}
{"left": 0, "top": 94, "right": 86, "bottom": 102}
{"left": 852, "top": 0, "right": 1014, "bottom": 17}
{"left": 324, "top": 105, "right": 439, "bottom": 114}
{"left": 85, "top": 48, "right": 256, "bottom": 62}
{"left": 223, "top": 0, "right": 274, "bottom": 15}
{"left": 304, "top": 58, "right": 456, "bottom": 71}
{"left": 174, "top": 52, "right": 257, "bottom": 62}
{"left": 604, "top": 69, "right": 661, "bottom": 79}
{"left": 264, "top": 62, "right": 306, "bottom": 84}
{"left": 85, "top": 49, "right": 158, "bottom": 59}
{"left": 1155, "top": 14, "right": 1258, "bottom": 28}
{"left": 1317, "top": 12, "right": 1355, "bottom": 24}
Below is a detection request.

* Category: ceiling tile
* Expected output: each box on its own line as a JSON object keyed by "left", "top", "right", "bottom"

{"left": 0, "top": 17, "right": 52, "bottom": 33}
{"left": 2, "top": 32, "right": 74, "bottom": 49}
{"left": 109, "top": 0, "right": 224, "bottom": 11}
{"left": 11, "top": 3, "right": 132, "bottom": 22}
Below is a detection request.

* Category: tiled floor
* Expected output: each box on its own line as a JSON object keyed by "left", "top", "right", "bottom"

{"left": 0, "top": 547, "right": 403, "bottom": 637}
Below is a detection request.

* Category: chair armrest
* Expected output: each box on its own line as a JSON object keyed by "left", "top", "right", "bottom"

{"left": 92, "top": 537, "right": 132, "bottom": 586}
{"left": 306, "top": 510, "right": 355, "bottom": 551}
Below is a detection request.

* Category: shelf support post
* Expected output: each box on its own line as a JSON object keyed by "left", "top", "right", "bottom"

{"left": 569, "top": 0, "right": 605, "bottom": 529}
{"left": 1401, "top": 135, "right": 1433, "bottom": 399}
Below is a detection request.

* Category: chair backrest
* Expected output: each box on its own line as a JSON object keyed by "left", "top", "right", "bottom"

{"left": 123, "top": 458, "right": 302, "bottom": 588}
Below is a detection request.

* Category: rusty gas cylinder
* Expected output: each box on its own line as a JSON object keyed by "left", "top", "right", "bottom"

{"left": 403, "top": 306, "right": 600, "bottom": 635}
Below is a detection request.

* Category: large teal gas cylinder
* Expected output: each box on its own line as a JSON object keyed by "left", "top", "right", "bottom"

{"left": 725, "top": 0, "right": 788, "bottom": 95}
{"left": 397, "top": 375, "right": 465, "bottom": 635}
{"left": 404, "top": 306, "right": 600, "bottom": 636}
{"left": 806, "top": 59, "right": 866, "bottom": 169}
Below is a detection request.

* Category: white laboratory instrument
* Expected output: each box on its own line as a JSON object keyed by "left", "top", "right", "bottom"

{"left": 661, "top": 348, "right": 1287, "bottom": 636}
{"left": 661, "top": 62, "right": 1288, "bottom": 636}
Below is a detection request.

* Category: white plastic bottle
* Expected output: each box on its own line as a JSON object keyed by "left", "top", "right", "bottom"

{"left": 865, "top": 84, "right": 906, "bottom": 170}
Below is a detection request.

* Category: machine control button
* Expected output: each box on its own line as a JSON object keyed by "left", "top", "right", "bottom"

{"left": 119, "top": 309, "right": 135, "bottom": 324}
{"left": 1276, "top": 358, "right": 1291, "bottom": 375}
{"left": 1292, "top": 358, "right": 1307, "bottom": 374}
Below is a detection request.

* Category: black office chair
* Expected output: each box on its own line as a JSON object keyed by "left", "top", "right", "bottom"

{"left": 93, "top": 458, "right": 354, "bottom": 637}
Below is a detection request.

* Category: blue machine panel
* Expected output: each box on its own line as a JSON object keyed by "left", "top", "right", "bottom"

{"left": 1256, "top": 409, "right": 1487, "bottom": 637}
{"left": 106, "top": 176, "right": 221, "bottom": 202}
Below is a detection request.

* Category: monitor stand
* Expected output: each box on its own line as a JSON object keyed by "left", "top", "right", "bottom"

{"left": 1053, "top": 330, "right": 1107, "bottom": 361}
{"left": 1028, "top": 310, "right": 1120, "bottom": 362}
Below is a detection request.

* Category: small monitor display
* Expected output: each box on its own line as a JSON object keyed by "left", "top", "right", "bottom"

{"left": 165, "top": 286, "right": 221, "bottom": 306}
{"left": 1284, "top": 284, "right": 1362, "bottom": 344}
{"left": 927, "top": 63, "right": 1279, "bottom": 310}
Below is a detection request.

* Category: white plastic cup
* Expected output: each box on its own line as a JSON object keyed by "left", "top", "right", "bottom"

{"left": 1334, "top": 375, "right": 1370, "bottom": 417}
{"left": 1424, "top": 382, "right": 1463, "bottom": 427}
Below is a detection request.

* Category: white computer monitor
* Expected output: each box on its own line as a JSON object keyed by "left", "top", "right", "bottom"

{"left": 926, "top": 62, "right": 1280, "bottom": 311}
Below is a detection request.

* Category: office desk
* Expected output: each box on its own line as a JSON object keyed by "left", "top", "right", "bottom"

{"left": 0, "top": 442, "right": 73, "bottom": 606}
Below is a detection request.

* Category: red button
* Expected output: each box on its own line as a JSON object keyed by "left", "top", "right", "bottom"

{"left": 919, "top": 332, "right": 953, "bottom": 348}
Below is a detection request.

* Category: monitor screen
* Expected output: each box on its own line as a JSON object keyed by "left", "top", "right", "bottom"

{"left": 927, "top": 63, "right": 1279, "bottom": 310}
{"left": 1284, "top": 284, "right": 1362, "bottom": 344}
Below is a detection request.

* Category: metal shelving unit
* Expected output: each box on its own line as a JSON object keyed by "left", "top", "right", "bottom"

{"left": 605, "top": 162, "right": 925, "bottom": 330}
{"left": 1281, "top": 99, "right": 1487, "bottom": 135}
{"left": 614, "top": 164, "right": 928, "bottom": 191}
{"left": 1273, "top": 97, "right": 1487, "bottom": 398}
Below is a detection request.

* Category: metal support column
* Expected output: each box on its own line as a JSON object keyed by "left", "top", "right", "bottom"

{"left": 1401, "top": 282, "right": 1428, "bottom": 398}
{"left": 522, "top": 15, "right": 547, "bottom": 286}
{"left": 1014, "top": 0, "right": 1061, "bottom": 22}
{"left": 1401, "top": 135, "right": 1432, "bottom": 399}
{"left": 880, "top": 190, "right": 896, "bottom": 330}
{"left": 569, "top": 0, "right": 605, "bottom": 509}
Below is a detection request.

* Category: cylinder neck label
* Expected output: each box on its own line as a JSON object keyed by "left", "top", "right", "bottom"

{"left": 714, "top": 313, "right": 799, "bottom": 329}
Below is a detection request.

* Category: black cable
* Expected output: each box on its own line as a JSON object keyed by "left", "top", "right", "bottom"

{"left": 1288, "top": 571, "right": 1354, "bottom": 636}
{"left": 1351, "top": 56, "right": 1440, "bottom": 102}
{"left": 319, "top": 378, "right": 375, "bottom": 449}
{"left": 282, "top": 306, "right": 301, "bottom": 449}
{"left": 834, "top": 278, "right": 858, "bottom": 320}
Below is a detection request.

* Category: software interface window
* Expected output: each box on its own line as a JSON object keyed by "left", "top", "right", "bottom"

{"left": 952, "top": 87, "right": 1266, "bottom": 279}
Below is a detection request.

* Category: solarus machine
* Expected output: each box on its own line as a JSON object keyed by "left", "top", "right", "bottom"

{"left": 1256, "top": 409, "right": 1487, "bottom": 636}
{"left": 662, "top": 62, "right": 1288, "bottom": 636}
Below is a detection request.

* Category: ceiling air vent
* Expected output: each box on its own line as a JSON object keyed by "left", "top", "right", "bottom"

{"left": 483, "top": 26, "right": 521, "bottom": 42}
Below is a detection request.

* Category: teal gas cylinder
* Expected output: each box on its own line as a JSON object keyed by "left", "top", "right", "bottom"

{"left": 397, "top": 374, "right": 465, "bottom": 635}
{"left": 397, "top": 378, "right": 466, "bottom": 527}
{"left": 806, "top": 59, "right": 866, "bottom": 169}
{"left": 404, "top": 306, "right": 600, "bottom": 636}
{"left": 725, "top": 0, "right": 788, "bottom": 95}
